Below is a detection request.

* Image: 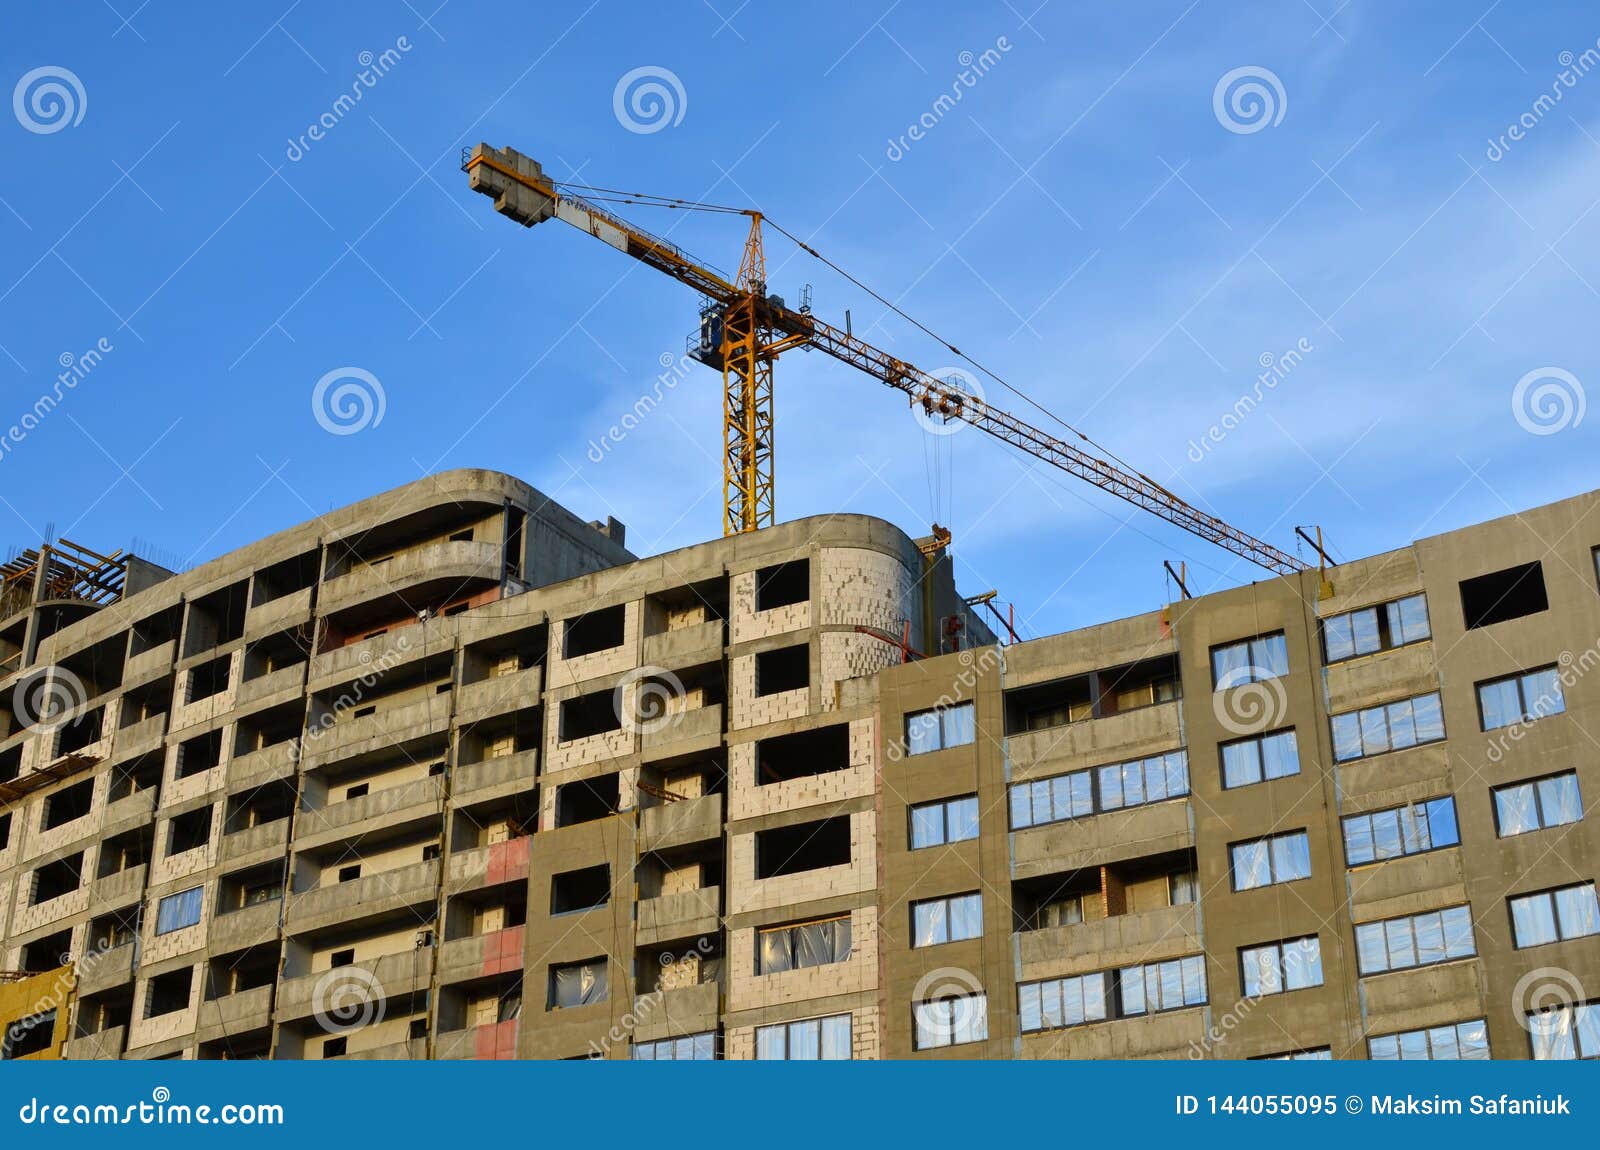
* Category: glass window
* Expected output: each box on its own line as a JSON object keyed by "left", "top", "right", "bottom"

{"left": 1342, "top": 797, "right": 1458, "bottom": 865}
{"left": 1211, "top": 633, "right": 1289, "bottom": 687}
{"left": 1529, "top": 1002, "right": 1600, "bottom": 1060}
{"left": 757, "top": 916, "right": 851, "bottom": 973}
{"left": 634, "top": 1031, "right": 717, "bottom": 1060}
{"left": 1018, "top": 973, "right": 1110, "bottom": 1032}
{"left": 755, "top": 1014, "right": 851, "bottom": 1060}
{"left": 1494, "top": 772, "right": 1583, "bottom": 837}
{"left": 909, "top": 795, "right": 979, "bottom": 849}
{"left": 1369, "top": 1019, "right": 1489, "bottom": 1061}
{"left": 1220, "top": 729, "right": 1300, "bottom": 789}
{"left": 1511, "top": 884, "right": 1600, "bottom": 947}
{"left": 1478, "top": 666, "right": 1565, "bottom": 731}
{"left": 154, "top": 887, "right": 203, "bottom": 935}
{"left": 905, "top": 703, "right": 975, "bottom": 755}
{"left": 1008, "top": 750, "right": 1187, "bottom": 829}
{"left": 1321, "top": 595, "right": 1431, "bottom": 664}
{"left": 1241, "top": 936, "right": 1322, "bottom": 997}
{"left": 1169, "top": 870, "right": 1198, "bottom": 905}
{"left": 911, "top": 893, "right": 982, "bottom": 947}
{"left": 1330, "top": 692, "right": 1445, "bottom": 762}
{"left": 1119, "top": 956, "right": 1207, "bottom": 1016}
{"left": 1355, "top": 906, "right": 1476, "bottom": 975}
{"left": 913, "top": 995, "right": 988, "bottom": 1049}
{"left": 1231, "top": 831, "right": 1310, "bottom": 889}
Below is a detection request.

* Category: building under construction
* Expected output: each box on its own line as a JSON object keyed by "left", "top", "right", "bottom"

{"left": 2, "top": 468, "right": 1598, "bottom": 1060}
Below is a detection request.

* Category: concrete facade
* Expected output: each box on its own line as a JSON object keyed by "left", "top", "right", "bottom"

{"left": 1, "top": 468, "right": 1596, "bottom": 1060}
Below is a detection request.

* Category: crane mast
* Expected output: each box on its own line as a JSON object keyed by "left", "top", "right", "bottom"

{"left": 464, "top": 143, "right": 1307, "bottom": 577}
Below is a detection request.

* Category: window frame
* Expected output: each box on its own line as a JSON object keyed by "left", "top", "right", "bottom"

{"left": 154, "top": 886, "right": 204, "bottom": 936}
{"left": 912, "top": 993, "right": 989, "bottom": 1050}
{"left": 1329, "top": 692, "right": 1446, "bottom": 763}
{"left": 1239, "top": 935, "right": 1324, "bottom": 998}
{"left": 908, "top": 794, "right": 980, "bottom": 850}
{"left": 1008, "top": 749, "right": 1188, "bottom": 830}
{"left": 1476, "top": 665, "right": 1566, "bottom": 731}
{"left": 1320, "top": 593, "right": 1431, "bottom": 665}
{"left": 755, "top": 914, "right": 853, "bottom": 975}
{"left": 1354, "top": 905, "right": 1476, "bottom": 976}
{"left": 1210, "top": 632, "right": 1290, "bottom": 689}
{"left": 1528, "top": 1001, "right": 1600, "bottom": 1060}
{"left": 753, "top": 1014, "right": 852, "bottom": 1060}
{"left": 1491, "top": 771, "right": 1583, "bottom": 838}
{"left": 910, "top": 892, "right": 983, "bottom": 948}
{"left": 632, "top": 1031, "right": 718, "bottom": 1061}
{"left": 1341, "top": 796, "right": 1460, "bottom": 866}
{"left": 1508, "top": 882, "right": 1600, "bottom": 949}
{"left": 1368, "top": 1019, "right": 1490, "bottom": 1061}
{"left": 1229, "top": 830, "right": 1312, "bottom": 891}
{"left": 904, "top": 702, "right": 976, "bottom": 756}
{"left": 1219, "top": 728, "right": 1301, "bottom": 790}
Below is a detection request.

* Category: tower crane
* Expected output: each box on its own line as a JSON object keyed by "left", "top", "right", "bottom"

{"left": 463, "top": 144, "right": 1307, "bottom": 577}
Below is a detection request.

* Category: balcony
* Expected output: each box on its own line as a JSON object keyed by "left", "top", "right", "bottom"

{"left": 346, "top": 1037, "right": 429, "bottom": 1060}
{"left": 300, "top": 697, "right": 450, "bottom": 770}
{"left": 244, "top": 586, "right": 314, "bottom": 638}
{"left": 113, "top": 714, "right": 166, "bottom": 760}
{"left": 235, "top": 663, "right": 306, "bottom": 710}
{"left": 1361, "top": 957, "right": 1483, "bottom": 1040}
{"left": 287, "top": 860, "right": 437, "bottom": 934}
{"left": 634, "top": 981, "right": 720, "bottom": 1043}
{"left": 210, "top": 900, "right": 282, "bottom": 954}
{"left": 1011, "top": 799, "right": 1191, "bottom": 881}
{"left": 1347, "top": 848, "right": 1466, "bottom": 924}
{"left": 318, "top": 540, "right": 502, "bottom": 617}
{"left": 1019, "top": 1003, "right": 1206, "bottom": 1060}
{"left": 64, "top": 1026, "right": 126, "bottom": 1060}
{"left": 277, "top": 951, "right": 429, "bottom": 1022}
{"left": 1007, "top": 700, "right": 1182, "bottom": 775}
{"left": 638, "top": 792, "right": 723, "bottom": 854}
{"left": 101, "top": 790, "right": 156, "bottom": 836}
{"left": 124, "top": 640, "right": 176, "bottom": 683}
{"left": 456, "top": 665, "right": 543, "bottom": 725}
{"left": 228, "top": 741, "right": 298, "bottom": 791}
{"left": 636, "top": 885, "right": 721, "bottom": 948}
{"left": 444, "top": 837, "right": 530, "bottom": 897}
{"left": 452, "top": 748, "right": 536, "bottom": 801}
{"left": 76, "top": 943, "right": 136, "bottom": 996}
{"left": 309, "top": 625, "right": 455, "bottom": 691}
{"left": 640, "top": 703, "right": 723, "bottom": 760}
{"left": 90, "top": 863, "right": 147, "bottom": 916}
{"left": 642, "top": 619, "right": 723, "bottom": 670}
{"left": 197, "top": 984, "right": 274, "bottom": 1043}
{"left": 434, "top": 1019, "right": 518, "bottom": 1060}
{"left": 294, "top": 776, "right": 443, "bottom": 851}
{"left": 437, "top": 925, "right": 524, "bottom": 986}
{"left": 220, "top": 818, "right": 290, "bottom": 868}
{"left": 1017, "top": 903, "right": 1199, "bottom": 980}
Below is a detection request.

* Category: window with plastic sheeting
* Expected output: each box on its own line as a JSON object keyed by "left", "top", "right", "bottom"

{"left": 1229, "top": 831, "right": 1310, "bottom": 891}
{"left": 1368, "top": 1019, "right": 1489, "bottom": 1060}
{"left": 1493, "top": 771, "right": 1583, "bottom": 837}
{"left": 548, "top": 957, "right": 608, "bottom": 1009}
{"left": 911, "top": 892, "right": 982, "bottom": 947}
{"left": 1210, "top": 632, "right": 1289, "bottom": 688}
{"left": 1017, "top": 973, "right": 1109, "bottom": 1033}
{"left": 1477, "top": 666, "right": 1565, "bottom": 731}
{"left": 633, "top": 1032, "right": 717, "bottom": 1060}
{"left": 154, "top": 886, "right": 203, "bottom": 935}
{"left": 909, "top": 795, "right": 979, "bottom": 849}
{"left": 755, "top": 1014, "right": 851, "bottom": 1060}
{"left": 1342, "top": 797, "right": 1459, "bottom": 865}
{"left": 1510, "top": 883, "right": 1600, "bottom": 949}
{"left": 756, "top": 915, "right": 852, "bottom": 974}
{"left": 1329, "top": 693, "right": 1445, "bottom": 762}
{"left": 1240, "top": 936, "right": 1322, "bottom": 997}
{"left": 913, "top": 994, "right": 988, "bottom": 1050}
{"left": 1528, "top": 1001, "right": 1600, "bottom": 1059}
{"left": 1221, "top": 730, "right": 1300, "bottom": 789}
{"left": 1118, "top": 955, "right": 1206, "bottom": 1016}
{"left": 1321, "top": 594, "right": 1431, "bottom": 664}
{"left": 1354, "top": 905, "right": 1475, "bottom": 975}
{"left": 1007, "top": 750, "right": 1188, "bottom": 829}
{"left": 905, "top": 702, "right": 975, "bottom": 756}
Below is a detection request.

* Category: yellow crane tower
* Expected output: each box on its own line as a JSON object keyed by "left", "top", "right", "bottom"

{"left": 463, "top": 144, "right": 1306, "bottom": 577}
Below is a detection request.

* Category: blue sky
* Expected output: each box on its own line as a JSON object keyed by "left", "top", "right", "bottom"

{"left": 1, "top": 1, "right": 1595, "bottom": 639}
